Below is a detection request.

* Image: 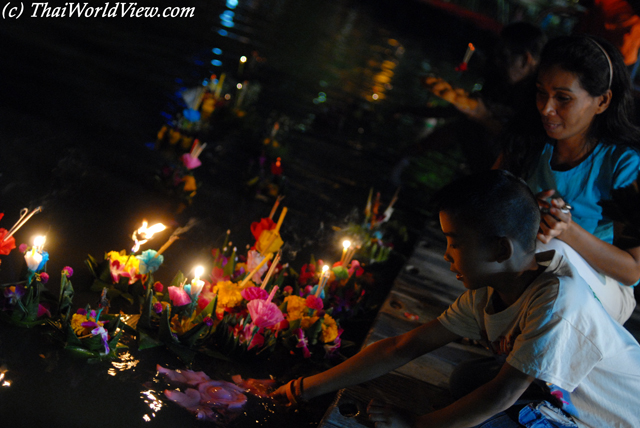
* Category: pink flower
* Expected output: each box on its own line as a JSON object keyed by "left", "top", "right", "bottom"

{"left": 246, "top": 286, "right": 284, "bottom": 329}
{"left": 62, "top": 266, "right": 74, "bottom": 277}
{"left": 283, "top": 286, "right": 293, "bottom": 294}
{"left": 181, "top": 153, "right": 202, "bottom": 170}
{"left": 37, "top": 304, "right": 51, "bottom": 318}
{"left": 39, "top": 272, "right": 50, "bottom": 284}
{"left": 210, "top": 266, "right": 228, "bottom": 284}
{"left": 168, "top": 286, "right": 192, "bottom": 306}
{"left": 241, "top": 286, "right": 268, "bottom": 301}
{"left": 303, "top": 285, "right": 313, "bottom": 295}
{"left": 305, "top": 295, "right": 323, "bottom": 311}
{"left": 203, "top": 316, "right": 214, "bottom": 327}
{"left": 348, "top": 260, "right": 364, "bottom": 277}
{"left": 19, "top": 243, "right": 27, "bottom": 253}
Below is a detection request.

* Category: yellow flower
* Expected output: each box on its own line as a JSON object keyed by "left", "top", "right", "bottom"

{"left": 212, "top": 281, "right": 244, "bottom": 311}
{"left": 321, "top": 314, "right": 339, "bottom": 343}
{"left": 170, "top": 313, "right": 195, "bottom": 336}
{"left": 70, "top": 313, "right": 104, "bottom": 337}
{"left": 300, "top": 315, "right": 319, "bottom": 330}
{"left": 106, "top": 251, "right": 140, "bottom": 272}
{"left": 183, "top": 175, "right": 197, "bottom": 192}
{"left": 284, "top": 295, "right": 307, "bottom": 320}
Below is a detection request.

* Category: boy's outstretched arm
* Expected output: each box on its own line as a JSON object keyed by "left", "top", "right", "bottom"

{"left": 273, "top": 319, "right": 461, "bottom": 402}
{"left": 411, "top": 362, "right": 534, "bottom": 428}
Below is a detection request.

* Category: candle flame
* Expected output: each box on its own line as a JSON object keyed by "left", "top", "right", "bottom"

{"left": 468, "top": 43, "right": 475, "bottom": 51}
{"left": 194, "top": 265, "right": 204, "bottom": 281}
{"left": 322, "top": 265, "right": 330, "bottom": 273}
{"left": 342, "top": 240, "right": 351, "bottom": 250}
{"left": 33, "top": 235, "right": 46, "bottom": 251}
{"left": 132, "top": 220, "right": 167, "bottom": 253}
{"left": 240, "top": 56, "right": 247, "bottom": 63}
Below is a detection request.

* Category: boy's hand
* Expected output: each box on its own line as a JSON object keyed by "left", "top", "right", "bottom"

{"left": 270, "top": 382, "right": 293, "bottom": 405}
{"left": 367, "top": 399, "right": 415, "bottom": 428}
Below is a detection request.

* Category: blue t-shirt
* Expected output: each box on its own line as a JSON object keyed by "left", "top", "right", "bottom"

{"left": 526, "top": 142, "right": 640, "bottom": 244}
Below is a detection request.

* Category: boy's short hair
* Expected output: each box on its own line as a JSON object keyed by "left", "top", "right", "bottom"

{"left": 433, "top": 170, "right": 540, "bottom": 252}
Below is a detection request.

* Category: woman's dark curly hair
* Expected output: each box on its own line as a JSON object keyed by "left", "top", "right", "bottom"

{"left": 499, "top": 34, "right": 640, "bottom": 177}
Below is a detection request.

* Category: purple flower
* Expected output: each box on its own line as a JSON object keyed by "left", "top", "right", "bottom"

{"left": 92, "top": 326, "right": 110, "bottom": 354}
{"left": 204, "top": 316, "right": 214, "bottom": 327}
{"left": 153, "top": 302, "right": 163, "bottom": 314}
{"left": 77, "top": 308, "right": 87, "bottom": 316}
{"left": 39, "top": 272, "right": 50, "bottom": 284}
{"left": 62, "top": 266, "right": 74, "bottom": 277}
{"left": 3, "top": 284, "right": 26, "bottom": 305}
{"left": 294, "top": 328, "right": 311, "bottom": 358}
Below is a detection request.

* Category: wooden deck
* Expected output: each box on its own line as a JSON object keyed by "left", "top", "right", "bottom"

{"left": 318, "top": 223, "right": 640, "bottom": 428}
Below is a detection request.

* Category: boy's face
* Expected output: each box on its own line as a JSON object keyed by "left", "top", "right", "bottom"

{"left": 439, "top": 211, "right": 501, "bottom": 290}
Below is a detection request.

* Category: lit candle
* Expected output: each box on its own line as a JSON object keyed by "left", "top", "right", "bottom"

{"left": 341, "top": 240, "right": 351, "bottom": 264}
{"left": 24, "top": 235, "right": 45, "bottom": 271}
{"left": 191, "top": 265, "right": 205, "bottom": 296}
{"left": 463, "top": 43, "right": 475, "bottom": 64}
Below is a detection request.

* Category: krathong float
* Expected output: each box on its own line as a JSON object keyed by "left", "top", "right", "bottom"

{"left": 85, "top": 220, "right": 167, "bottom": 308}
{"left": 334, "top": 188, "right": 407, "bottom": 265}
{"left": 157, "top": 364, "right": 275, "bottom": 422}
{"left": 0, "top": 234, "right": 52, "bottom": 327}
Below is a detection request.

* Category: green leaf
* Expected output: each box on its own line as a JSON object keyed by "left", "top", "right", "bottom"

{"left": 138, "top": 330, "right": 164, "bottom": 350}
{"left": 138, "top": 285, "right": 154, "bottom": 331}
{"left": 170, "top": 271, "right": 185, "bottom": 288}
{"left": 192, "top": 295, "right": 217, "bottom": 325}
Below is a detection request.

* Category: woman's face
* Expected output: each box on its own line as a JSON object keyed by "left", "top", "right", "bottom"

{"left": 536, "top": 65, "right": 608, "bottom": 147}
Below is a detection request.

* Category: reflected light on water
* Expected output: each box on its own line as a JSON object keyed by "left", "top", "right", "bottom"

{"left": 108, "top": 352, "right": 139, "bottom": 376}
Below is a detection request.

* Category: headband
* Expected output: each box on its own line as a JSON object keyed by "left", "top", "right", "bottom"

{"left": 588, "top": 37, "right": 613, "bottom": 90}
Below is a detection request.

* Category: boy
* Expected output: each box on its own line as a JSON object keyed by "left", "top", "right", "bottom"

{"left": 273, "top": 170, "right": 640, "bottom": 427}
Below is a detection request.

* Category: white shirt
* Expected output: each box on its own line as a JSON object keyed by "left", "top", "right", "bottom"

{"left": 438, "top": 250, "right": 640, "bottom": 428}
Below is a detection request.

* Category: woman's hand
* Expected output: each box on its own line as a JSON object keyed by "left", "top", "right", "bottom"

{"left": 367, "top": 399, "right": 415, "bottom": 428}
{"left": 536, "top": 190, "right": 573, "bottom": 244}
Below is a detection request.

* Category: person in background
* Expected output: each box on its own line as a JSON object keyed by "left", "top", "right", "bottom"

{"left": 496, "top": 34, "right": 640, "bottom": 324}
{"left": 272, "top": 170, "right": 640, "bottom": 428}
{"left": 392, "top": 22, "right": 546, "bottom": 184}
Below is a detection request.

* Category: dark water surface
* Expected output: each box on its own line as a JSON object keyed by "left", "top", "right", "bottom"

{"left": 0, "top": 1, "right": 497, "bottom": 426}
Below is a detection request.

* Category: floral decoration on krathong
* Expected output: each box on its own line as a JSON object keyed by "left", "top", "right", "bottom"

{"left": 85, "top": 220, "right": 168, "bottom": 308}
{"left": 155, "top": 138, "right": 206, "bottom": 212}
{"left": 0, "top": 233, "right": 53, "bottom": 327}
{"left": 335, "top": 188, "right": 407, "bottom": 264}
{"left": 48, "top": 267, "right": 128, "bottom": 362}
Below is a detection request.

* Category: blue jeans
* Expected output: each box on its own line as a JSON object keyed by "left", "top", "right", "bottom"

{"left": 472, "top": 401, "right": 578, "bottom": 428}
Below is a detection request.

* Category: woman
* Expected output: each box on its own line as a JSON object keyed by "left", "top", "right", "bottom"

{"left": 497, "top": 34, "right": 640, "bottom": 324}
